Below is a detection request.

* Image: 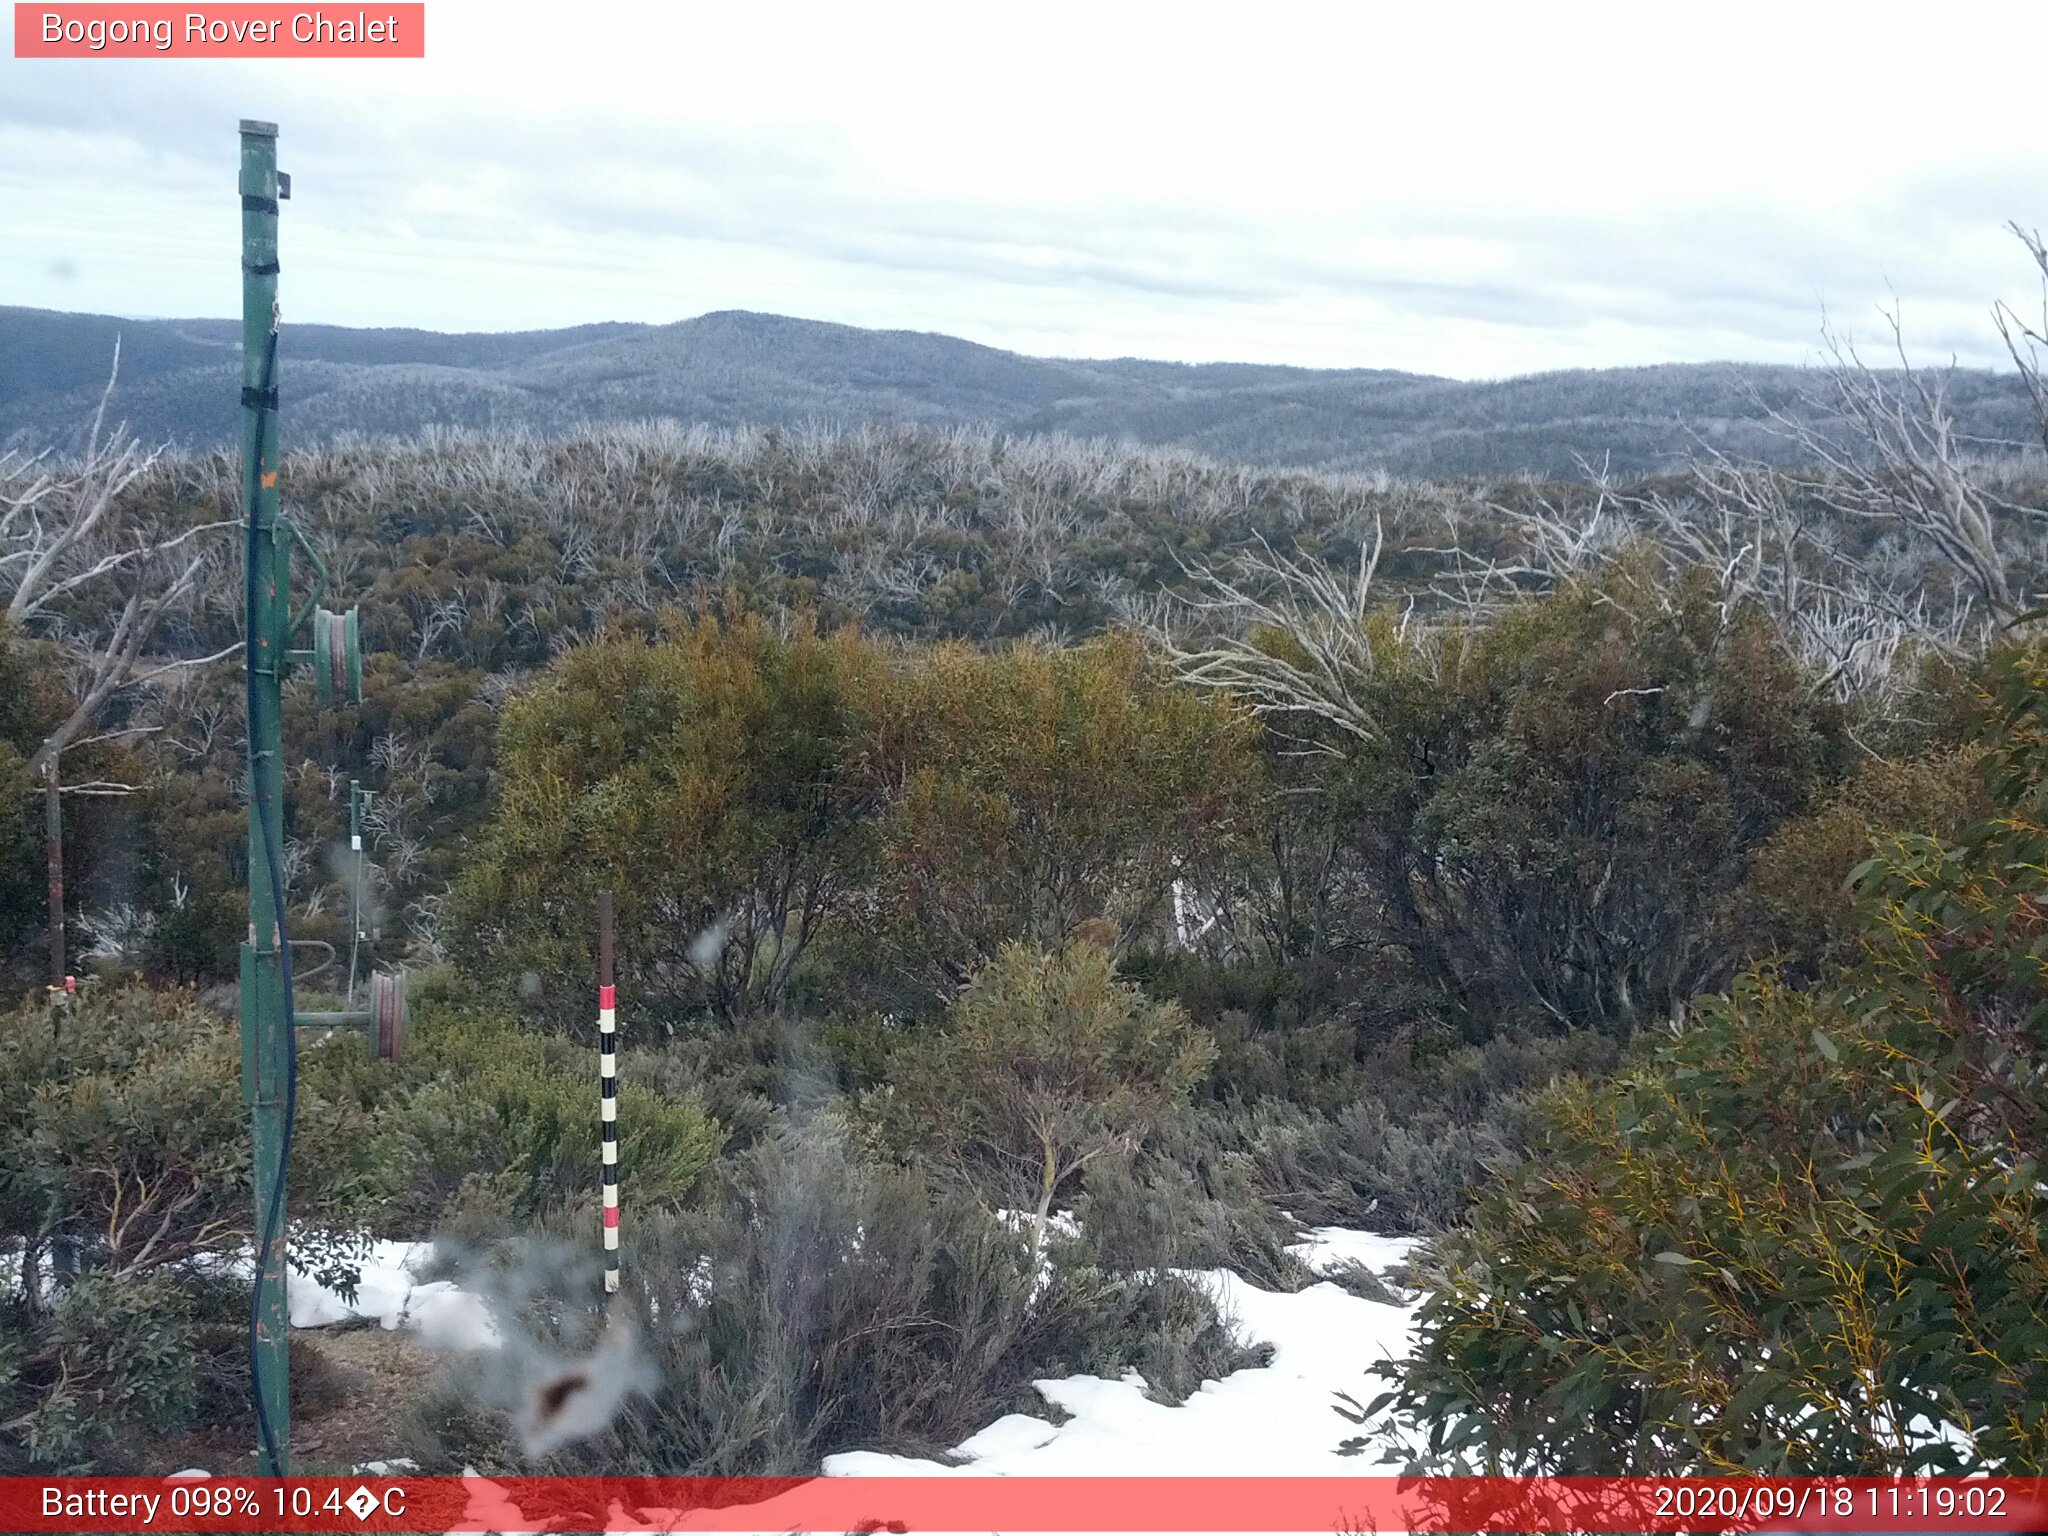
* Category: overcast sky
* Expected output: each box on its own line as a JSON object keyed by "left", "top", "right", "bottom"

{"left": 4, "top": 1, "right": 2046, "bottom": 379}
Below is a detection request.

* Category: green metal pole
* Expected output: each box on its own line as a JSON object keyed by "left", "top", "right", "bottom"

{"left": 237, "top": 116, "right": 291, "bottom": 1478}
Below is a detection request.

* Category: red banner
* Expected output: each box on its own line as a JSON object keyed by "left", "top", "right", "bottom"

{"left": 13, "top": 4, "right": 425, "bottom": 57}
{"left": 5, "top": 1476, "right": 2048, "bottom": 1533}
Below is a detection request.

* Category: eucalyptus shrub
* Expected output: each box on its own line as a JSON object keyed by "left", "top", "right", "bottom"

{"left": 447, "top": 614, "right": 887, "bottom": 1025}
{"left": 1377, "top": 647, "right": 2048, "bottom": 1473}
{"left": 875, "top": 942, "right": 1215, "bottom": 1257}
{"left": 351, "top": 1001, "right": 722, "bottom": 1238}
{"left": 0, "top": 986, "right": 372, "bottom": 1469}
{"left": 450, "top": 620, "right": 1258, "bottom": 1026}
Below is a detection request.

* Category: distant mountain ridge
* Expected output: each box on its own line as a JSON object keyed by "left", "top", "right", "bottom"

{"left": 2, "top": 304, "right": 2036, "bottom": 478}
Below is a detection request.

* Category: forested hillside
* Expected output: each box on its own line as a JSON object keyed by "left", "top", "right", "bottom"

{"left": 5, "top": 304, "right": 2039, "bottom": 477}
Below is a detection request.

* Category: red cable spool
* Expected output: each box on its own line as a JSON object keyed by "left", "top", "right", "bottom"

{"left": 311, "top": 605, "right": 363, "bottom": 707}
{"left": 369, "top": 969, "right": 406, "bottom": 1060}
{"left": 325, "top": 610, "right": 347, "bottom": 698}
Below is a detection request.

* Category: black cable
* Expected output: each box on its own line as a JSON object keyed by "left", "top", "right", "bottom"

{"left": 244, "top": 324, "right": 298, "bottom": 1476}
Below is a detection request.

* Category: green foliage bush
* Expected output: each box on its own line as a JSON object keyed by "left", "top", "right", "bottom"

{"left": 1284, "top": 561, "right": 1851, "bottom": 1036}
{"left": 448, "top": 614, "right": 885, "bottom": 1024}
{"left": 452, "top": 621, "right": 1257, "bottom": 1025}
{"left": 1384, "top": 565, "right": 1851, "bottom": 1036}
{"left": 1380, "top": 647, "right": 2048, "bottom": 1473}
{"left": 135, "top": 881, "right": 243, "bottom": 986}
{"left": 1, "top": 986, "right": 372, "bottom": 1285}
{"left": 0, "top": 986, "right": 374, "bottom": 1469}
{"left": 1741, "top": 742, "right": 1987, "bottom": 977}
{"left": 861, "top": 632, "right": 1256, "bottom": 1000}
{"left": 2, "top": 1271, "right": 200, "bottom": 1471}
{"left": 305, "top": 987, "right": 722, "bottom": 1239}
{"left": 876, "top": 943, "right": 1215, "bottom": 1253}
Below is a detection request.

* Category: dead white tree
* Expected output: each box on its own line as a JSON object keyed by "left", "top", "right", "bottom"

{"left": 1785, "top": 312, "right": 2039, "bottom": 629}
{"left": 1414, "top": 239, "right": 2048, "bottom": 722}
{"left": 0, "top": 345, "right": 238, "bottom": 980}
{"left": 1994, "top": 221, "right": 2048, "bottom": 461}
{"left": 1152, "top": 517, "right": 1395, "bottom": 755}
{"left": 1430, "top": 452, "right": 1980, "bottom": 718}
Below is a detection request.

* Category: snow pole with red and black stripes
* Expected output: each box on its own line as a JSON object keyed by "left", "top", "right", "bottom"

{"left": 598, "top": 888, "right": 619, "bottom": 1293}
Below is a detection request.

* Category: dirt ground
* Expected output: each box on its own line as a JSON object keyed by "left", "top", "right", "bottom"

{"left": 160, "top": 1324, "right": 436, "bottom": 1476}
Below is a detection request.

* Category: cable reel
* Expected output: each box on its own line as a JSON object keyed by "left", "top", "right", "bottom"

{"left": 311, "top": 605, "right": 363, "bottom": 707}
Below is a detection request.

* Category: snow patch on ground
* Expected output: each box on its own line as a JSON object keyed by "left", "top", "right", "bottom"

{"left": 531, "top": 1235, "right": 1429, "bottom": 1531}
{"left": 198, "top": 1226, "right": 1433, "bottom": 1516}
{"left": 823, "top": 1233, "right": 1426, "bottom": 1477}
{"left": 289, "top": 1240, "right": 500, "bottom": 1351}
{"left": 1285, "top": 1226, "right": 1417, "bottom": 1280}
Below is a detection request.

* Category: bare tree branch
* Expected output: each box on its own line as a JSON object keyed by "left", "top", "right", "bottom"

{"left": 1994, "top": 221, "right": 2048, "bottom": 459}
{"left": 1149, "top": 517, "right": 1393, "bottom": 752}
{"left": 132, "top": 640, "right": 244, "bottom": 684}
{"left": 1, "top": 347, "right": 233, "bottom": 843}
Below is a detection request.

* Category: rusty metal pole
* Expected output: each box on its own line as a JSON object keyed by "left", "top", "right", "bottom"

{"left": 43, "top": 763, "right": 63, "bottom": 986}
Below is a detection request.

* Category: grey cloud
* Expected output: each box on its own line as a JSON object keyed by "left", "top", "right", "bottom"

{"left": 3, "top": 58, "right": 2042, "bottom": 376}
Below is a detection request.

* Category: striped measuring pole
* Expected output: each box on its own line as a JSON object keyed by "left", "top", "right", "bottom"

{"left": 598, "top": 888, "right": 620, "bottom": 1293}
